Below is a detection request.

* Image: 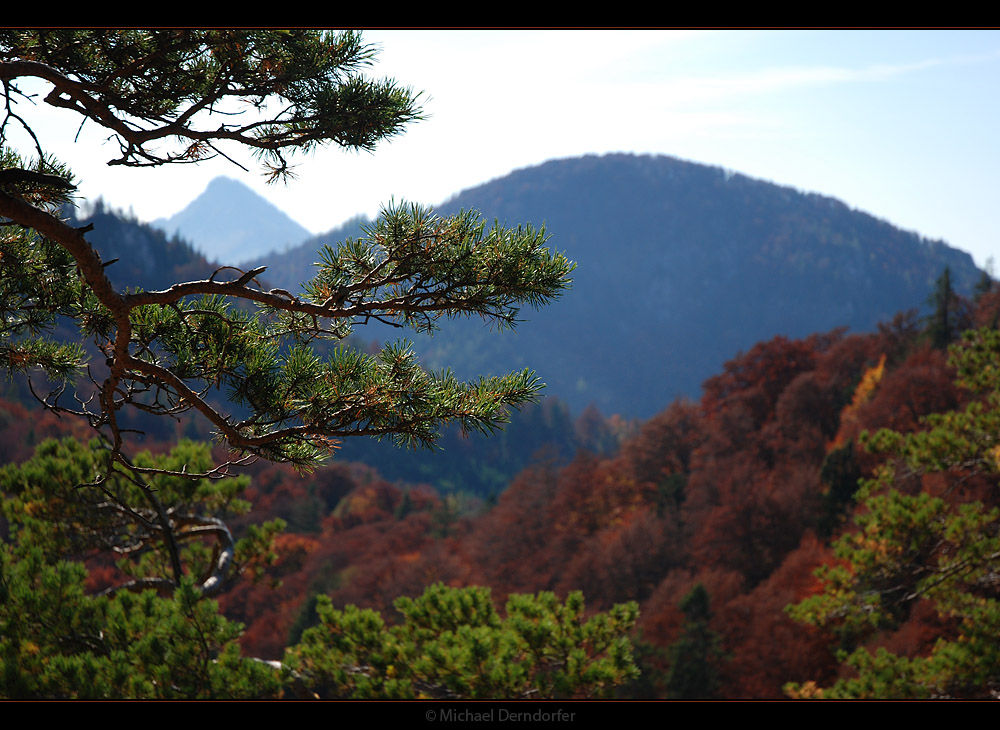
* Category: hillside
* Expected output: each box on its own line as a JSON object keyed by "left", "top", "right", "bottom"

{"left": 259, "top": 154, "right": 982, "bottom": 417}
{"left": 82, "top": 201, "right": 220, "bottom": 290}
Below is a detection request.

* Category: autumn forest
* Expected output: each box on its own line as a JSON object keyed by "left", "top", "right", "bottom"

{"left": 5, "top": 261, "right": 999, "bottom": 697}
{"left": 4, "top": 30, "right": 1000, "bottom": 700}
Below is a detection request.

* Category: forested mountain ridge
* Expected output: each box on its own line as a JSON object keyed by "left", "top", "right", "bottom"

{"left": 22, "top": 152, "right": 985, "bottom": 487}
{"left": 257, "top": 153, "right": 982, "bottom": 417}
{"left": 81, "top": 200, "right": 219, "bottom": 291}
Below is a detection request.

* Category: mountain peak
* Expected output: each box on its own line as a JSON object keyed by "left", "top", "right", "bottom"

{"left": 204, "top": 175, "right": 247, "bottom": 193}
{"left": 153, "top": 176, "right": 312, "bottom": 265}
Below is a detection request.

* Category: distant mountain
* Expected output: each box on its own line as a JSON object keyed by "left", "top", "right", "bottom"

{"left": 256, "top": 154, "right": 983, "bottom": 418}
{"left": 153, "top": 176, "right": 312, "bottom": 265}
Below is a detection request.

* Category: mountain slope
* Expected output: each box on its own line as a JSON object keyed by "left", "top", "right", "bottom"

{"left": 251, "top": 154, "right": 984, "bottom": 418}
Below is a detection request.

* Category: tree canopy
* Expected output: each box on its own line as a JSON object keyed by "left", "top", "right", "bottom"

{"left": 286, "top": 583, "right": 639, "bottom": 699}
{"left": 786, "top": 327, "right": 1000, "bottom": 699}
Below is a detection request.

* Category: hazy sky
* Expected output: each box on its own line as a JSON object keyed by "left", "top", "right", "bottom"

{"left": 9, "top": 30, "right": 1000, "bottom": 269}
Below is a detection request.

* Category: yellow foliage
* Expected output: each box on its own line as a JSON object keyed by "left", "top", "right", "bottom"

{"left": 989, "top": 444, "right": 1000, "bottom": 471}
{"left": 847, "top": 353, "right": 886, "bottom": 415}
{"left": 830, "top": 353, "right": 887, "bottom": 449}
{"left": 785, "top": 680, "right": 824, "bottom": 699}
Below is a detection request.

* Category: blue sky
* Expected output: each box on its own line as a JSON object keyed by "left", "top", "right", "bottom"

{"left": 13, "top": 30, "right": 1000, "bottom": 269}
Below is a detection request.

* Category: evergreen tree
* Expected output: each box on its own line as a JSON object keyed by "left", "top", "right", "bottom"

{"left": 0, "top": 546, "right": 283, "bottom": 699}
{"left": 974, "top": 271, "right": 994, "bottom": 303}
{"left": 665, "top": 583, "right": 726, "bottom": 699}
{"left": 0, "top": 30, "right": 573, "bottom": 597}
{"left": 285, "top": 583, "right": 639, "bottom": 699}
{"left": 925, "top": 267, "right": 967, "bottom": 349}
{"left": 973, "top": 257, "right": 994, "bottom": 303}
{"left": 0, "top": 31, "right": 600, "bottom": 699}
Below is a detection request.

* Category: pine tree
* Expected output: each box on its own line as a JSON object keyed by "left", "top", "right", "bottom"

{"left": 925, "top": 267, "right": 967, "bottom": 349}
{"left": 285, "top": 583, "right": 639, "bottom": 699}
{"left": 664, "top": 583, "right": 726, "bottom": 699}
{"left": 0, "top": 31, "right": 573, "bottom": 596}
{"left": 973, "top": 257, "right": 995, "bottom": 304}
{"left": 0, "top": 31, "right": 594, "bottom": 698}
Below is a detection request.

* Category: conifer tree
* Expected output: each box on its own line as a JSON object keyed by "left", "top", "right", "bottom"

{"left": 664, "top": 583, "right": 726, "bottom": 699}
{"left": 0, "top": 30, "right": 574, "bottom": 597}
{"left": 0, "top": 31, "right": 598, "bottom": 699}
{"left": 925, "top": 267, "right": 967, "bottom": 349}
{"left": 285, "top": 583, "right": 639, "bottom": 699}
